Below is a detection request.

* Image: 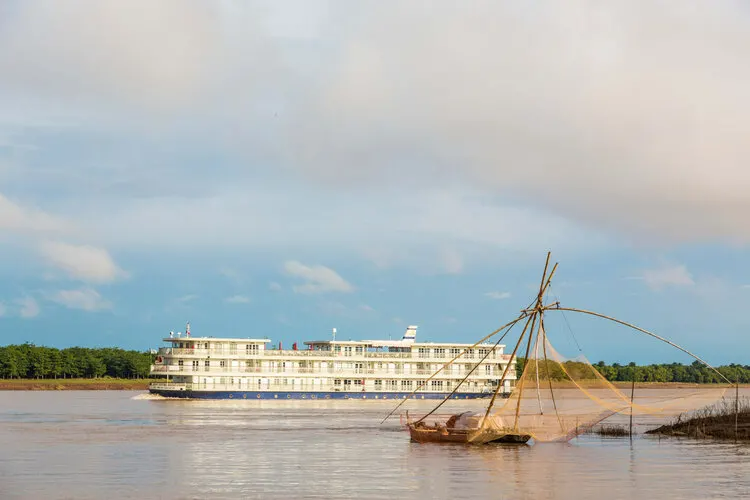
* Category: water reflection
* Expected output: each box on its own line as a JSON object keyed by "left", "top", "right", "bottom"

{"left": 0, "top": 390, "right": 748, "bottom": 499}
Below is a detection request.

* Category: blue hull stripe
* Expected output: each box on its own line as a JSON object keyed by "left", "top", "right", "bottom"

{"left": 148, "top": 389, "right": 508, "bottom": 400}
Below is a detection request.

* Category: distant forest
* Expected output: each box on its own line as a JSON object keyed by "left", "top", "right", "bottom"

{"left": 516, "top": 358, "right": 750, "bottom": 384}
{"left": 0, "top": 343, "right": 154, "bottom": 379}
{"left": 0, "top": 343, "right": 748, "bottom": 383}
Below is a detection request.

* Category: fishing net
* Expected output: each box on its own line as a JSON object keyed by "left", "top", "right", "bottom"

{"left": 398, "top": 253, "right": 732, "bottom": 445}
{"left": 483, "top": 327, "right": 729, "bottom": 443}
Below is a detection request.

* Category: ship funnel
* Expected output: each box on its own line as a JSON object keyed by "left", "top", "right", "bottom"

{"left": 402, "top": 325, "right": 418, "bottom": 342}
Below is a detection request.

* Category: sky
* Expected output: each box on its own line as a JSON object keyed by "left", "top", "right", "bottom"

{"left": 1, "top": 1, "right": 750, "bottom": 364}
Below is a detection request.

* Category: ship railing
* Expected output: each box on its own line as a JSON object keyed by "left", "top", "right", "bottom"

{"left": 151, "top": 365, "right": 184, "bottom": 373}
{"left": 261, "top": 350, "right": 414, "bottom": 359}
{"left": 150, "top": 366, "right": 516, "bottom": 381}
{"left": 149, "top": 381, "right": 499, "bottom": 394}
{"left": 157, "top": 347, "right": 513, "bottom": 363}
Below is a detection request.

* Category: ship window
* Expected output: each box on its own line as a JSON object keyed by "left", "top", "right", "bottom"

{"left": 220, "top": 360, "right": 226, "bottom": 368}
{"left": 400, "top": 380, "right": 412, "bottom": 389}
{"left": 434, "top": 348, "right": 445, "bottom": 358}
{"left": 355, "top": 346, "right": 363, "bottom": 354}
{"left": 334, "top": 379, "right": 342, "bottom": 385}
{"left": 246, "top": 344, "right": 259, "bottom": 355}
{"left": 450, "top": 348, "right": 461, "bottom": 357}
{"left": 343, "top": 379, "right": 352, "bottom": 386}
{"left": 418, "top": 348, "right": 429, "bottom": 359}
{"left": 485, "top": 365, "right": 492, "bottom": 374}
{"left": 344, "top": 346, "right": 352, "bottom": 356}
{"left": 374, "top": 380, "right": 383, "bottom": 389}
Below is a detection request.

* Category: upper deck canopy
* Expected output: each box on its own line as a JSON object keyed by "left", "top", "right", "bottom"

{"left": 304, "top": 340, "right": 503, "bottom": 348}
{"left": 163, "top": 336, "right": 271, "bottom": 343}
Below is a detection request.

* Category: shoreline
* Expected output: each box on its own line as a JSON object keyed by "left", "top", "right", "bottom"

{"left": 0, "top": 378, "right": 154, "bottom": 391}
{"left": 0, "top": 379, "right": 746, "bottom": 391}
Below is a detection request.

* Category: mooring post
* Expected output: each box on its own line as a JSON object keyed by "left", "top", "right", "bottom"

{"left": 736, "top": 373, "right": 740, "bottom": 444}
{"left": 630, "top": 366, "right": 636, "bottom": 440}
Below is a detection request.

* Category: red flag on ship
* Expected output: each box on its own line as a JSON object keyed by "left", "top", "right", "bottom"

{"left": 293, "top": 342, "right": 298, "bottom": 350}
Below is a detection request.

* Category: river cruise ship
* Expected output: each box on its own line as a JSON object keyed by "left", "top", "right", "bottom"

{"left": 149, "top": 324, "right": 516, "bottom": 400}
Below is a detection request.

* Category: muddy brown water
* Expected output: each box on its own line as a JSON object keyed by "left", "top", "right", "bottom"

{"left": 1, "top": 390, "right": 749, "bottom": 499}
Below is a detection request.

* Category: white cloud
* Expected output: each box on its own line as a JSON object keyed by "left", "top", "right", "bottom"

{"left": 16, "top": 297, "right": 40, "bottom": 318}
{"left": 439, "top": 248, "right": 463, "bottom": 275}
{"left": 2, "top": 2, "right": 750, "bottom": 264}
{"left": 283, "top": 3, "right": 750, "bottom": 245}
{"left": 218, "top": 267, "right": 242, "bottom": 283}
{"left": 176, "top": 294, "right": 198, "bottom": 303}
{"left": 485, "top": 291, "right": 511, "bottom": 300}
{"left": 38, "top": 241, "right": 127, "bottom": 283}
{"left": 49, "top": 288, "right": 111, "bottom": 311}
{"left": 0, "top": 193, "right": 71, "bottom": 235}
{"left": 269, "top": 281, "right": 282, "bottom": 292}
{"left": 0, "top": 1, "right": 223, "bottom": 112}
{"left": 284, "top": 260, "right": 353, "bottom": 294}
{"left": 225, "top": 294, "right": 251, "bottom": 304}
{"left": 641, "top": 264, "right": 695, "bottom": 291}
{"left": 80, "top": 187, "right": 598, "bottom": 254}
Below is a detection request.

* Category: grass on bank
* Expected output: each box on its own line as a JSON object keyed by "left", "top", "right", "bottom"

{"left": 0, "top": 378, "right": 156, "bottom": 390}
{"left": 646, "top": 396, "right": 750, "bottom": 441}
{"left": 589, "top": 424, "right": 631, "bottom": 437}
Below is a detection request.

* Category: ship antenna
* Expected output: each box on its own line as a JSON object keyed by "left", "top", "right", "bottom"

{"left": 332, "top": 327, "right": 336, "bottom": 341}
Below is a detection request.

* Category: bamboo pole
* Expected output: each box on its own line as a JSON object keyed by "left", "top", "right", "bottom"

{"left": 479, "top": 312, "right": 536, "bottom": 426}
{"left": 481, "top": 259, "right": 559, "bottom": 425}
{"left": 533, "top": 323, "right": 543, "bottom": 415}
{"left": 379, "top": 313, "right": 527, "bottom": 424}
{"left": 513, "top": 254, "right": 555, "bottom": 429}
{"left": 539, "top": 317, "right": 564, "bottom": 432}
{"left": 548, "top": 307, "right": 733, "bottom": 384}
{"left": 736, "top": 374, "right": 740, "bottom": 444}
{"left": 513, "top": 312, "right": 538, "bottom": 431}
{"left": 414, "top": 333, "right": 511, "bottom": 425}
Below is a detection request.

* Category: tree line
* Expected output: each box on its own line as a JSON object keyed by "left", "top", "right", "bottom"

{"left": 516, "top": 358, "right": 750, "bottom": 384}
{"left": 0, "top": 343, "right": 155, "bottom": 379}
{"left": 1, "top": 342, "right": 747, "bottom": 383}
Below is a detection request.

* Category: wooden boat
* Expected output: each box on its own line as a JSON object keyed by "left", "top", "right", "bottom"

{"left": 407, "top": 420, "right": 531, "bottom": 444}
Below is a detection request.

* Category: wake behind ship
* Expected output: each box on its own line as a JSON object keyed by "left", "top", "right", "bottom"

{"left": 149, "top": 324, "right": 516, "bottom": 400}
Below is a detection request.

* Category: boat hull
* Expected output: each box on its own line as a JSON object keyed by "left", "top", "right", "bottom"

{"left": 407, "top": 425, "right": 531, "bottom": 445}
{"left": 148, "top": 388, "right": 504, "bottom": 400}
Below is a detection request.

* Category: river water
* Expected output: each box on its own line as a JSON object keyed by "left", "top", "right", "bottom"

{"left": 0, "top": 390, "right": 748, "bottom": 499}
